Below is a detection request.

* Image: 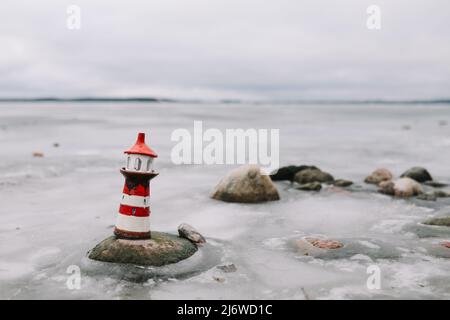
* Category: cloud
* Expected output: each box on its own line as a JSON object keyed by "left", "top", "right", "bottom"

{"left": 0, "top": 0, "right": 449, "bottom": 99}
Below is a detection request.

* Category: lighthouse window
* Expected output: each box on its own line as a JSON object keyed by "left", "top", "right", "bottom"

{"left": 126, "top": 156, "right": 131, "bottom": 169}
{"left": 134, "top": 157, "right": 142, "bottom": 171}
{"left": 146, "top": 159, "right": 152, "bottom": 171}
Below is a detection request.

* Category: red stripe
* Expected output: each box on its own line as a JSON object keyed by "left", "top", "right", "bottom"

{"left": 122, "top": 184, "right": 150, "bottom": 196}
{"left": 118, "top": 204, "right": 150, "bottom": 217}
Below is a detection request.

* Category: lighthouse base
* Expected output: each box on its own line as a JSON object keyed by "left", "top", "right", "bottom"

{"left": 88, "top": 232, "right": 198, "bottom": 266}
{"left": 113, "top": 227, "right": 151, "bottom": 240}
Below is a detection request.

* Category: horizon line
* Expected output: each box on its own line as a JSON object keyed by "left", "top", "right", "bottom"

{"left": 0, "top": 96, "right": 449, "bottom": 105}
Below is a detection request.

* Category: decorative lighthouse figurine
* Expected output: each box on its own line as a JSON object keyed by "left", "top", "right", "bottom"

{"left": 89, "top": 132, "right": 201, "bottom": 266}
{"left": 114, "top": 132, "right": 158, "bottom": 240}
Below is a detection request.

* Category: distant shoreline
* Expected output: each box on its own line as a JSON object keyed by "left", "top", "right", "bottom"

{"left": 0, "top": 97, "right": 449, "bottom": 105}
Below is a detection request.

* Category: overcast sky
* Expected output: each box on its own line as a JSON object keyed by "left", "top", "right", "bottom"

{"left": 0, "top": 0, "right": 449, "bottom": 100}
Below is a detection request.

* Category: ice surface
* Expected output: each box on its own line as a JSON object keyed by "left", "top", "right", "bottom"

{"left": 0, "top": 102, "right": 449, "bottom": 299}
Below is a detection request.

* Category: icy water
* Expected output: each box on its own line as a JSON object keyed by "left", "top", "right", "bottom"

{"left": 0, "top": 102, "right": 449, "bottom": 299}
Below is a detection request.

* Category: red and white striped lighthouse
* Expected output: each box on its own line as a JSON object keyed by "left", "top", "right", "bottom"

{"left": 114, "top": 132, "right": 158, "bottom": 239}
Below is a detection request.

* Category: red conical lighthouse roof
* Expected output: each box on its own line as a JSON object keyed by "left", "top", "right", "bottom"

{"left": 124, "top": 133, "right": 158, "bottom": 158}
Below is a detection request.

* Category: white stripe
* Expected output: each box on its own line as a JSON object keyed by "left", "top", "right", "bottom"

{"left": 120, "top": 194, "right": 150, "bottom": 207}
{"left": 115, "top": 214, "right": 150, "bottom": 233}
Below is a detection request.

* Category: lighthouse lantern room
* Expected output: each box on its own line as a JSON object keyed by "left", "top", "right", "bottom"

{"left": 114, "top": 133, "right": 158, "bottom": 240}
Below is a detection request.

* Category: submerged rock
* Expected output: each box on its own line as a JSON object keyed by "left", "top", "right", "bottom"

{"left": 294, "top": 168, "right": 334, "bottom": 185}
{"left": 400, "top": 167, "right": 433, "bottom": 183}
{"left": 211, "top": 165, "right": 280, "bottom": 203}
{"left": 417, "top": 193, "right": 437, "bottom": 201}
{"left": 326, "top": 186, "right": 352, "bottom": 194}
{"left": 270, "top": 165, "right": 318, "bottom": 181}
{"left": 293, "top": 237, "right": 343, "bottom": 256}
{"left": 32, "top": 152, "right": 44, "bottom": 158}
{"left": 178, "top": 223, "right": 206, "bottom": 245}
{"left": 378, "top": 177, "right": 423, "bottom": 198}
{"left": 364, "top": 168, "right": 393, "bottom": 185}
{"left": 296, "top": 182, "right": 322, "bottom": 191}
{"left": 441, "top": 242, "right": 450, "bottom": 249}
{"left": 425, "top": 242, "right": 450, "bottom": 258}
{"left": 217, "top": 264, "right": 237, "bottom": 273}
{"left": 333, "top": 179, "right": 353, "bottom": 187}
{"left": 88, "top": 232, "right": 198, "bottom": 266}
{"left": 434, "top": 190, "right": 450, "bottom": 198}
{"left": 424, "top": 181, "right": 448, "bottom": 188}
{"left": 423, "top": 217, "right": 450, "bottom": 227}
{"left": 307, "top": 238, "right": 344, "bottom": 250}
{"left": 405, "top": 222, "right": 450, "bottom": 239}
{"left": 291, "top": 237, "right": 399, "bottom": 260}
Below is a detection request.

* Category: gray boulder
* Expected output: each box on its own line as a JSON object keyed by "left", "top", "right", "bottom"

{"left": 400, "top": 167, "right": 433, "bottom": 183}
{"left": 211, "top": 165, "right": 280, "bottom": 203}
{"left": 296, "top": 182, "right": 322, "bottom": 191}
{"left": 333, "top": 179, "right": 353, "bottom": 187}
{"left": 379, "top": 177, "right": 423, "bottom": 198}
{"left": 364, "top": 168, "right": 393, "bottom": 185}
{"left": 178, "top": 223, "right": 206, "bottom": 245}
{"left": 294, "top": 168, "right": 334, "bottom": 185}
{"left": 88, "top": 232, "right": 197, "bottom": 266}
{"left": 270, "top": 165, "right": 318, "bottom": 181}
{"left": 423, "top": 217, "right": 450, "bottom": 227}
